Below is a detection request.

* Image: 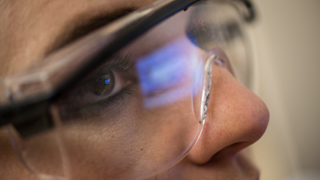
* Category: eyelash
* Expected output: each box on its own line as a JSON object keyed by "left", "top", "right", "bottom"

{"left": 110, "top": 53, "right": 135, "bottom": 72}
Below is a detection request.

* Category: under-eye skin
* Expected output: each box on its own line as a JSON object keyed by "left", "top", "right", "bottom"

{"left": 78, "top": 85, "right": 138, "bottom": 118}
{"left": 61, "top": 84, "right": 137, "bottom": 120}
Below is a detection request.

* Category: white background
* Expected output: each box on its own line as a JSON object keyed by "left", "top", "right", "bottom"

{"left": 250, "top": 0, "right": 320, "bottom": 179}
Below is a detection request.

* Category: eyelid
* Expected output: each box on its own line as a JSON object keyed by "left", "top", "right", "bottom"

{"left": 79, "top": 53, "right": 134, "bottom": 84}
{"left": 110, "top": 53, "right": 135, "bottom": 72}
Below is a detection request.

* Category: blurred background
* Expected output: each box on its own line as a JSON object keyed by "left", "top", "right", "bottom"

{"left": 249, "top": 0, "right": 320, "bottom": 180}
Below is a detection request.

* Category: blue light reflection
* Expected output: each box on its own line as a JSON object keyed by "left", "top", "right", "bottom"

{"left": 104, "top": 79, "right": 110, "bottom": 85}
{"left": 136, "top": 38, "right": 199, "bottom": 108}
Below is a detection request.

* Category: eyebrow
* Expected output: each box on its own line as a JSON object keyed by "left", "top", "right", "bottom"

{"left": 46, "top": 8, "right": 136, "bottom": 56}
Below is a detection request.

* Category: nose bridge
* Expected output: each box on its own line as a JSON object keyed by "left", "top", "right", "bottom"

{"left": 187, "top": 55, "right": 269, "bottom": 164}
{"left": 196, "top": 48, "right": 234, "bottom": 124}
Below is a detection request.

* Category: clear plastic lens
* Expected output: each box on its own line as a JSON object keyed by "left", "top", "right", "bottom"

{"left": 187, "top": 1, "right": 252, "bottom": 88}
{"left": 7, "top": 1, "right": 252, "bottom": 180}
{"left": 7, "top": 117, "right": 68, "bottom": 180}
{"left": 55, "top": 10, "right": 205, "bottom": 179}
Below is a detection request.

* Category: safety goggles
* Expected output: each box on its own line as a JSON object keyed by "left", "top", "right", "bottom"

{"left": 0, "top": 0, "right": 255, "bottom": 179}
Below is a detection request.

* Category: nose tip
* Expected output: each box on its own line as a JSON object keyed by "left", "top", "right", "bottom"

{"left": 186, "top": 62, "right": 269, "bottom": 164}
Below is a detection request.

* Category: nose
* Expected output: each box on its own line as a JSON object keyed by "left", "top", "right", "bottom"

{"left": 187, "top": 50, "right": 269, "bottom": 164}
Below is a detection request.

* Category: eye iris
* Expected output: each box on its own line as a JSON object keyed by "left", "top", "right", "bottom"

{"left": 89, "top": 71, "right": 115, "bottom": 96}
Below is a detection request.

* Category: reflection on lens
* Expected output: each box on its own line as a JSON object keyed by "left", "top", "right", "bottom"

{"left": 136, "top": 38, "right": 197, "bottom": 108}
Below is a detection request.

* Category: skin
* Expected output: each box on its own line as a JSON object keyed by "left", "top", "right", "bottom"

{"left": 0, "top": 0, "right": 269, "bottom": 179}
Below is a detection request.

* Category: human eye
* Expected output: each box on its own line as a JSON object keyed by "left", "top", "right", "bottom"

{"left": 63, "top": 54, "right": 137, "bottom": 112}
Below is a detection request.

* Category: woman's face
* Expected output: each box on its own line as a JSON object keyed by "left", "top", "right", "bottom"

{"left": 0, "top": 0, "right": 269, "bottom": 179}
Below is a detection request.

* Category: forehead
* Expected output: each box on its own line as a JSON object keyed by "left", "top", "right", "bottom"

{"left": 0, "top": 0, "right": 155, "bottom": 76}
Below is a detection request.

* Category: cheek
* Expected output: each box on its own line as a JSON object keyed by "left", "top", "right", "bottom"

{"left": 0, "top": 129, "right": 33, "bottom": 179}
{"left": 57, "top": 89, "right": 200, "bottom": 179}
